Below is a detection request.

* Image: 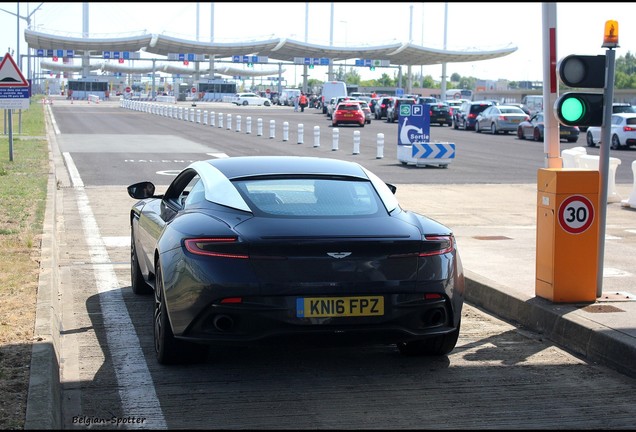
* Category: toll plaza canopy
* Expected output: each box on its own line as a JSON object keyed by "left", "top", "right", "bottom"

{"left": 25, "top": 28, "right": 518, "bottom": 72}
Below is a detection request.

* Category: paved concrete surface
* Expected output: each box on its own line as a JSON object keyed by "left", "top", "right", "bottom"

{"left": 25, "top": 125, "right": 636, "bottom": 428}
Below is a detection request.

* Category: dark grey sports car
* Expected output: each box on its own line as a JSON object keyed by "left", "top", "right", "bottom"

{"left": 128, "top": 156, "right": 464, "bottom": 364}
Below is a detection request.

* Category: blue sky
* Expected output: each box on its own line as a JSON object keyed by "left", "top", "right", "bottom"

{"left": 1, "top": 2, "right": 634, "bottom": 84}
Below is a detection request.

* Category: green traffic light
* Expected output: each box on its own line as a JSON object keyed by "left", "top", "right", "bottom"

{"left": 560, "top": 96, "right": 585, "bottom": 123}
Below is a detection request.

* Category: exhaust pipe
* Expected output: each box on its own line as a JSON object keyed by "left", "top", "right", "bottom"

{"left": 422, "top": 308, "right": 446, "bottom": 326}
{"left": 213, "top": 314, "right": 234, "bottom": 332}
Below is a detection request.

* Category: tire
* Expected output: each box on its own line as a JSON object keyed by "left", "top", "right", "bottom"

{"left": 453, "top": 120, "right": 458, "bottom": 130}
{"left": 131, "top": 228, "right": 152, "bottom": 295}
{"left": 587, "top": 131, "right": 596, "bottom": 147}
{"left": 264, "top": 100, "right": 271, "bottom": 107}
{"left": 611, "top": 134, "right": 622, "bottom": 150}
{"left": 475, "top": 122, "right": 481, "bottom": 133}
{"left": 360, "top": 122, "right": 365, "bottom": 127}
{"left": 154, "top": 260, "right": 207, "bottom": 365}
{"left": 490, "top": 123, "right": 498, "bottom": 135}
{"left": 533, "top": 128, "right": 542, "bottom": 142}
{"left": 242, "top": 100, "right": 248, "bottom": 106}
{"left": 517, "top": 127, "right": 524, "bottom": 140}
{"left": 397, "top": 319, "right": 461, "bottom": 356}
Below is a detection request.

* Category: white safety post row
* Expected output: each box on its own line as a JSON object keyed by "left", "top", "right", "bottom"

{"left": 118, "top": 101, "right": 385, "bottom": 156}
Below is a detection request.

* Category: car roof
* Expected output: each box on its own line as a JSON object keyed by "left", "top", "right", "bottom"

{"left": 199, "top": 156, "right": 370, "bottom": 180}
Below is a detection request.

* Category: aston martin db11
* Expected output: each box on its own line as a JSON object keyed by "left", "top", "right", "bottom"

{"left": 128, "top": 156, "right": 464, "bottom": 364}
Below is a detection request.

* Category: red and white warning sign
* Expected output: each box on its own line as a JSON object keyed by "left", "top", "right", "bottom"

{"left": 0, "top": 53, "right": 30, "bottom": 109}
{"left": 558, "top": 195, "right": 595, "bottom": 234}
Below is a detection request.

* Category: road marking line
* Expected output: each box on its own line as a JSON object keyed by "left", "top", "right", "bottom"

{"left": 63, "top": 152, "right": 167, "bottom": 427}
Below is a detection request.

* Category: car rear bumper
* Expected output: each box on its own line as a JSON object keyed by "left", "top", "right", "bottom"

{"left": 179, "top": 293, "right": 462, "bottom": 346}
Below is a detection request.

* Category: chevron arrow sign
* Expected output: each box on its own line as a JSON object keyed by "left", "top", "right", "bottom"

{"left": 412, "top": 143, "right": 456, "bottom": 159}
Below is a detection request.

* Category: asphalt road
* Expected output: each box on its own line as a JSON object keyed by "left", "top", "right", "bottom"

{"left": 42, "top": 99, "right": 636, "bottom": 429}
{"left": 50, "top": 99, "right": 636, "bottom": 188}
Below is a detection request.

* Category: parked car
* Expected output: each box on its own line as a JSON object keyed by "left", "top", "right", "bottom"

{"left": 127, "top": 156, "right": 464, "bottom": 364}
{"left": 351, "top": 99, "right": 373, "bottom": 124}
{"left": 586, "top": 113, "right": 636, "bottom": 149}
{"left": 332, "top": 101, "right": 366, "bottom": 127}
{"left": 428, "top": 102, "right": 453, "bottom": 127}
{"left": 327, "top": 95, "right": 350, "bottom": 119}
{"left": 375, "top": 96, "right": 395, "bottom": 120}
{"left": 578, "top": 102, "right": 636, "bottom": 132}
{"left": 506, "top": 103, "right": 531, "bottom": 115}
{"left": 516, "top": 112, "right": 579, "bottom": 143}
{"left": 231, "top": 92, "right": 272, "bottom": 107}
{"left": 445, "top": 99, "right": 465, "bottom": 119}
{"left": 386, "top": 97, "right": 416, "bottom": 123}
{"left": 416, "top": 96, "right": 440, "bottom": 106}
{"left": 369, "top": 97, "right": 381, "bottom": 114}
{"left": 475, "top": 105, "right": 530, "bottom": 134}
{"left": 453, "top": 100, "right": 495, "bottom": 130}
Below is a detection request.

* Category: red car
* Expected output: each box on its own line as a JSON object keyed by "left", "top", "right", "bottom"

{"left": 332, "top": 102, "right": 366, "bottom": 127}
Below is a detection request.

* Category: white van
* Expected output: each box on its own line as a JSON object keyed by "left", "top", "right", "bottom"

{"left": 279, "top": 89, "right": 301, "bottom": 106}
{"left": 320, "top": 81, "right": 348, "bottom": 114}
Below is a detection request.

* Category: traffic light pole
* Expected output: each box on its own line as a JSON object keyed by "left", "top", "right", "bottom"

{"left": 596, "top": 47, "right": 616, "bottom": 297}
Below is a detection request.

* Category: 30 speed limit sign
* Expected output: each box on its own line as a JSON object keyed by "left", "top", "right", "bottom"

{"left": 558, "top": 195, "right": 595, "bottom": 234}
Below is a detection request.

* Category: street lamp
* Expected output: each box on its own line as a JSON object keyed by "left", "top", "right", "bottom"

{"left": 340, "top": 20, "right": 348, "bottom": 79}
{"left": 0, "top": 3, "right": 44, "bottom": 82}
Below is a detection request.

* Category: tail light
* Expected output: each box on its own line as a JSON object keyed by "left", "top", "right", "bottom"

{"left": 184, "top": 237, "right": 248, "bottom": 259}
{"left": 419, "top": 235, "right": 455, "bottom": 257}
{"left": 624, "top": 125, "right": 636, "bottom": 132}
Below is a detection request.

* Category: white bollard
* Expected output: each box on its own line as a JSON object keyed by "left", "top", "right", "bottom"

{"left": 269, "top": 119, "right": 276, "bottom": 139}
{"left": 196, "top": 109, "right": 201, "bottom": 123}
{"left": 313, "top": 126, "right": 320, "bottom": 147}
{"left": 353, "top": 130, "right": 361, "bottom": 154}
{"left": 189, "top": 108, "right": 194, "bottom": 122}
{"left": 236, "top": 115, "right": 242, "bottom": 132}
{"left": 178, "top": 107, "right": 183, "bottom": 120}
{"left": 621, "top": 160, "right": 636, "bottom": 208}
{"left": 210, "top": 111, "right": 215, "bottom": 127}
{"left": 218, "top": 113, "right": 224, "bottom": 128}
{"left": 246, "top": 116, "right": 252, "bottom": 134}
{"left": 376, "top": 133, "right": 384, "bottom": 159}
{"left": 257, "top": 118, "right": 263, "bottom": 136}
{"left": 561, "top": 146, "right": 588, "bottom": 168}
{"left": 298, "top": 124, "right": 304, "bottom": 144}
{"left": 227, "top": 113, "right": 232, "bottom": 130}
{"left": 579, "top": 154, "right": 622, "bottom": 203}
{"left": 283, "top": 121, "right": 289, "bottom": 141}
{"left": 332, "top": 128, "right": 339, "bottom": 151}
{"left": 203, "top": 111, "right": 208, "bottom": 125}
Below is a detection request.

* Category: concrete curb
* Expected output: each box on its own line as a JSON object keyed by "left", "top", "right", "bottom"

{"left": 25, "top": 106, "right": 63, "bottom": 430}
{"left": 464, "top": 269, "right": 636, "bottom": 379}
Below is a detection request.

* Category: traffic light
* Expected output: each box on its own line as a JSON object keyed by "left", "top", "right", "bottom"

{"left": 554, "top": 54, "right": 606, "bottom": 127}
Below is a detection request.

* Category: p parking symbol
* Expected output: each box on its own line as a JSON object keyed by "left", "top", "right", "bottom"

{"left": 412, "top": 105, "right": 423, "bottom": 116}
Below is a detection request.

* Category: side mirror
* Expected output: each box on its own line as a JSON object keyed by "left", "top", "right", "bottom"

{"left": 127, "top": 181, "right": 155, "bottom": 199}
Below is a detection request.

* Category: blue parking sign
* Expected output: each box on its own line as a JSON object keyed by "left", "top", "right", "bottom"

{"left": 397, "top": 104, "right": 430, "bottom": 146}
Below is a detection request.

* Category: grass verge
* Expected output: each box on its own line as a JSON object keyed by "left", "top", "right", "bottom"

{"left": 0, "top": 96, "right": 49, "bottom": 429}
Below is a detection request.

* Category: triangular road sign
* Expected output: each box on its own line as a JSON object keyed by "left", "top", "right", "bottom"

{"left": 0, "top": 53, "right": 29, "bottom": 87}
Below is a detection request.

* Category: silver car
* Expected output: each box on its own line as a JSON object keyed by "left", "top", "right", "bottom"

{"left": 475, "top": 105, "right": 529, "bottom": 134}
